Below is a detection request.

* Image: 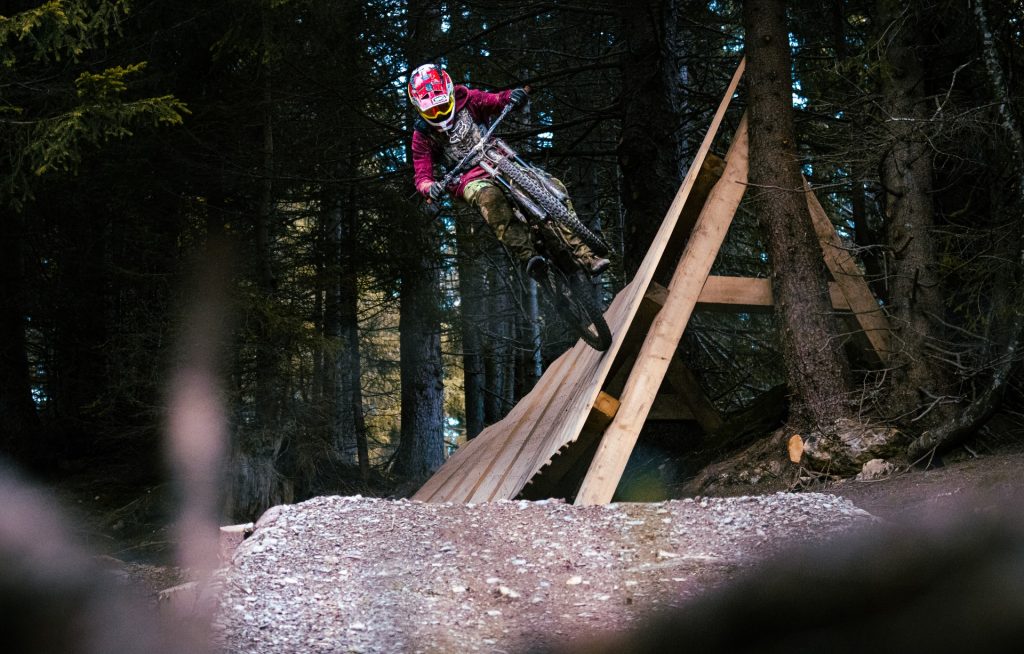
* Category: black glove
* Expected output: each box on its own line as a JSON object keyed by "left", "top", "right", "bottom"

{"left": 509, "top": 87, "right": 528, "bottom": 108}
{"left": 421, "top": 199, "right": 441, "bottom": 219}
{"left": 428, "top": 181, "right": 445, "bottom": 202}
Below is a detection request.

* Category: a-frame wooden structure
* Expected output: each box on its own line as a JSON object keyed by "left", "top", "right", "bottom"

{"left": 413, "top": 59, "right": 890, "bottom": 506}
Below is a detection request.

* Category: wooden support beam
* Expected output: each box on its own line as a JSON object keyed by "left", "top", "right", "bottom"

{"left": 805, "top": 181, "right": 892, "bottom": 363}
{"left": 694, "top": 276, "right": 850, "bottom": 312}
{"left": 575, "top": 114, "right": 751, "bottom": 506}
{"left": 664, "top": 357, "right": 724, "bottom": 433}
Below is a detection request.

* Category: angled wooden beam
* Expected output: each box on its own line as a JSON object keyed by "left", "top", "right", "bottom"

{"left": 805, "top": 181, "right": 892, "bottom": 363}
{"left": 575, "top": 113, "right": 751, "bottom": 506}
{"left": 648, "top": 393, "right": 697, "bottom": 421}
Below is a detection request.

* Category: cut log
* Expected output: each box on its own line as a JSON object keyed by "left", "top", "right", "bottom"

{"left": 788, "top": 434, "right": 804, "bottom": 463}
{"left": 219, "top": 523, "right": 254, "bottom": 566}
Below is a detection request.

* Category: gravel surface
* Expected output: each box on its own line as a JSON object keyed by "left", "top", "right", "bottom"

{"left": 214, "top": 493, "right": 875, "bottom": 653}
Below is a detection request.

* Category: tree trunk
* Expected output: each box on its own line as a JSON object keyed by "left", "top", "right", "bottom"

{"left": 483, "top": 257, "right": 515, "bottom": 426}
{"left": 618, "top": 0, "right": 687, "bottom": 278}
{"left": 0, "top": 213, "right": 42, "bottom": 463}
{"left": 339, "top": 186, "right": 369, "bottom": 480}
{"left": 908, "top": 0, "right": 1024, "bottom": 456}
{"left": 227, "top": 13, "right": 291, "bottom": 520}
{"left": 394, "top": 232, "right": 446, "bottom": 479}
{"left": 394, "top": 0, "right": 446, "bottom": 480}
{"left": 744, "top": 0, "right": 852, "bottom": 430}
{"left": 322, "top": 176, "right": 364, "bottom": 472}
{"left": 876, "top": 0, "right": 949, "bottom": 425}
{"left": 456, "top": 217, "right": 487, "bottom": 440}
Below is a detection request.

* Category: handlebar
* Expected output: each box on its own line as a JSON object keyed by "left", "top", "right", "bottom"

{"left": 435, "top": 101, "right": 516, "bottom": 191}
{"left": 418, "top": 99, "right": 519, "bottom": 217}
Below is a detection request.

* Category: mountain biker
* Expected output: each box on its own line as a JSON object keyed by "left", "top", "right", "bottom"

{"left": 407, "top": 63, "right": 610, "bottom": 277}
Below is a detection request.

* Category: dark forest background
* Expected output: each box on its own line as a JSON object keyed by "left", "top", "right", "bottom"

{"left": 3, "top": 0, "right": 1024, "bottom": 524}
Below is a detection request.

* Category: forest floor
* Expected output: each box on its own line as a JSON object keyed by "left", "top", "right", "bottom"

{"left": 42, "top": 437, "right": 1024, "bottom": 652}
{"left": 52, "top": 438, "right": 1024, "bottom": 575}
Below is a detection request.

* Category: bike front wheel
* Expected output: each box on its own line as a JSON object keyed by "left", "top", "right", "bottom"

{"left": 537, "top": 266, "right": 612, "bottom": 352}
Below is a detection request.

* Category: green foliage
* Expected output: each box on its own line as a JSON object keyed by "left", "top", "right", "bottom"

{"left": 1, "top": 2, "right": 187, "bottom": 206}
{"left": 0, "top": 0, "right": 131, "bottom": 67}
{"left": 28, "top": 65, "right": 188, "bottom": 177}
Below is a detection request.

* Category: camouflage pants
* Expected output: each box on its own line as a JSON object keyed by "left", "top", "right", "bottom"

{"left": 462, "top": 178, "right": 595, "bottom": 266}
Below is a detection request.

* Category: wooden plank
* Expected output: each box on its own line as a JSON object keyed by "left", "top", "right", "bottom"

{"left": 447, "top": 349, "right": 576, "bottom": 502}
{"left": 412, "top": 348, "right": 574, "bottom": 502}
{"left": 698, "top": 276, "right": 772, "bottom": 310}
{"left": 412, "top": 429, "right": 489, "bottom": 501}
{"left": 519, "top": 392, "right": 622, "bottom": 499}
{"left": 483, "top": 288, "right": 635, "bottom": 502}
{"left": 695, "top": 276, "right": 850, "bottom": 312}
{"left": 575, "top": 113, "right": 751, "bottom": 506}
{"left": 804, "top": 181, "right": 892, "bottom": 362}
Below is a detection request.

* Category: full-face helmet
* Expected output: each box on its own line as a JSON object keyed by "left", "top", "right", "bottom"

{"left": 408, "top": 63, "right": 456, "bottom": 130}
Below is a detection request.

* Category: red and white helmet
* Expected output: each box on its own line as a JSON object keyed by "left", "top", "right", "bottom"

{"left": 408, "top": 63, "right": 456, "bottom": 130}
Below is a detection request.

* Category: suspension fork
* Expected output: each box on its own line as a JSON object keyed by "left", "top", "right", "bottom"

{"left": 480, "top": 159, "right": 546, "bottom": 223}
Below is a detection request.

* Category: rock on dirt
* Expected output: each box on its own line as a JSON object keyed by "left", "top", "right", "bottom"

{"left": 214, "top": 493, "right": 874, "bottom": 653}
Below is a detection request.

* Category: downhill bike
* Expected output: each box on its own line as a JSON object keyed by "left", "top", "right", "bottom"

{"left": 426, "top": 103, "right": 613, "bottom": 351}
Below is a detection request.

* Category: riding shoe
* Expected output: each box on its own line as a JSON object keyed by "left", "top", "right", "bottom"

{"left": 588, "top": 257, "right": 611, "bottom": 277}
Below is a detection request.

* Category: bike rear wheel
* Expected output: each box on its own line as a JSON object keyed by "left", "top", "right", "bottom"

{"left": 536, "top": 265, "right": 612, "bottom": 351}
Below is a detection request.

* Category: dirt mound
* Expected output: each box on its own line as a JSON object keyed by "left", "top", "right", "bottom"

{"left": 214, "top": 493, "right": 874, "bottom": 653}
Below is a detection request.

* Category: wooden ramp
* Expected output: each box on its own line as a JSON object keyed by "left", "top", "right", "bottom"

{"left": 414, "top": 58, "right": 890, "bottom": 505}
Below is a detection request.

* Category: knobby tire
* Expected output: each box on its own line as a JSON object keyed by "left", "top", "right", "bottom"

{"left": 496, "top": 158, "right": 609, "bottom": 257}
{"left": 537, "top": 266, "right": 612, "bottom": 352}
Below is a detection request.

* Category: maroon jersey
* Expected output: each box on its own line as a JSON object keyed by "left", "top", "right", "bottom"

{"left": 411, "top": 85, "right": 512, "bottom": 198}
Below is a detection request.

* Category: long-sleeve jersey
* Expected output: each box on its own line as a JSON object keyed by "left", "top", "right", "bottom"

{"left": 411, "top": 85, "right": 512, "bottom": 199}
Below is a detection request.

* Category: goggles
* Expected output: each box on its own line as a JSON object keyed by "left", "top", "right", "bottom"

{"left": 419, "top": 96, "right": 454, "bottom": 122}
